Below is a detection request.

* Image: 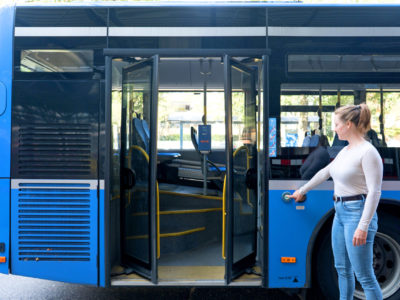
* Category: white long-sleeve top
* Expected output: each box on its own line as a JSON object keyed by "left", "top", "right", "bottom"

{"left": 298, "top": 140, "right": 383, "bottom": 232}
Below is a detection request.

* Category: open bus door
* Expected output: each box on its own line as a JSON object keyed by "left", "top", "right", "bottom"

{"left": 120, "top": 56, "right": 159, "bottom": 283}
{"left": 223, "top": 55, "right": 258, "bottom": 283}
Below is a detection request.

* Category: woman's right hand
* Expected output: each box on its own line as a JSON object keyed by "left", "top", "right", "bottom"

{"left": 288, "top": 190, "right": 306, "bottom": 202}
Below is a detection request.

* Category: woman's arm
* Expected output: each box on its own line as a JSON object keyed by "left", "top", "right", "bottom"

{"left": 357, "top": 147, "right": 383, "bottom": 232}
{"left": 289, "top": 162, "right": 331, "bottom": 202}
{"left": 301, "top": 149, "right": 330, "bottom": 180}
{"left": 298, "top": 163, "right": 331, "bottom": 195}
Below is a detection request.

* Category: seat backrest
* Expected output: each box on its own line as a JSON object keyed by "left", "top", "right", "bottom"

{"left": 309, "top": 134, "right": 320, "bottom": 147}
{"left": 132, "top": 118, "right": 149, "bottom": 152}
{"left": 142, "top": 119, "right": 150, "bottom": 141}
{"left": 190, "top": 126, "right": 200, "bottom": 154}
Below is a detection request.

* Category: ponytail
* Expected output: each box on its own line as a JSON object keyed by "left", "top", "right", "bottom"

{"left": 357, "top": 103, "right": 371, "bottom": 134}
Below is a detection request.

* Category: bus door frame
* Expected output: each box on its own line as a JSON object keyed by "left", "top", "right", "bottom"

{"left": 105, "top": 54, "right": 159, "bottom": 284}
{"left": 121, "top": 56, "right": 160, "bottom": 282}
{"left": 262, "top": 54, "right": 270, "bottom": 288}
{"left": 223, "top": 55, "right": 259, "bottom": 283}
{"left": 104, "top": 48, "right": 269, "bottom": 287}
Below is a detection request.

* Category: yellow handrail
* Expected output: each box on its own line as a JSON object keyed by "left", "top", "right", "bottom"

{"left": 126, "top": 226, "right": 205, "bottom": 240}
{"left": 132, "top": 208, "right": 222, "bottom": 217}
{"left": 128, "top": 145, "right": 160, "bottom": 259}
{"left": 129, "top": 145, "right": 149, "bottom": 164}
{"left": 159, "top": 190, "right": 222, "bottom": 201}
{"left": 233, "top": 145, "right": 248, "bottom": 159}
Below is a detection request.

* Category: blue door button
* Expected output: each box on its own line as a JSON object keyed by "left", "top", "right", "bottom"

{"left": 282, "top": 191, "right": 292, "bottom": 203}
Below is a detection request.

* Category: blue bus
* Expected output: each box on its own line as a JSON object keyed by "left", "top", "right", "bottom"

{"left": 1, "top": 2, "right": 400, "bottom": 299}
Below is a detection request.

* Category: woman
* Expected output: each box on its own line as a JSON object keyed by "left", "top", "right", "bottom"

{"left": 289, "top": 103, "right": 383, "bottom": 300}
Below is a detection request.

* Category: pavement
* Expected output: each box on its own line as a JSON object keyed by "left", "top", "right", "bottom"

{"left": 0, "top": 274, "right": 301, "bottom": 300}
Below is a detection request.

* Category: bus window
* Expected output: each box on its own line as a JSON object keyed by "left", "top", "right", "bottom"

{"left": 366, "top": 90, "right": 400, "bottom": 147}
{"left": 280, "top": 93, "right": 319, "bottom": 148}
{"left": 276, "top": 84, "right": 399, "bottom": 180}
{"left": 382, "top": 92, "right": 400, "bottom": 147}
{"left": 20, "top": 49, "right": 93, "bottom": 73}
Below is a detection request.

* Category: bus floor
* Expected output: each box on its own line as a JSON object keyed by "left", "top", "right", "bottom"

{"left": 159, "top": 240, "right": 224, "bottom": 266}
{"left": 111, "top": 241, "right": 261, "bottom": 286}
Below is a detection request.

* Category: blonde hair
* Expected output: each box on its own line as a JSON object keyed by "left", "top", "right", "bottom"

{"left": 335, "top": 103, "right": 371, "bottom": 135}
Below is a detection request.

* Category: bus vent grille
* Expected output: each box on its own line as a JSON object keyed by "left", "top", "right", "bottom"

{"left": 16, "top": 182, "right": 93, "bottom": 262}
{"left": 17, "top": 124, "right": 92, "bottom": 176}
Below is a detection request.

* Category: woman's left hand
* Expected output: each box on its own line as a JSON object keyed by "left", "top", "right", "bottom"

{"left": 353, "top": 229, "right": 368, "bottom": 246}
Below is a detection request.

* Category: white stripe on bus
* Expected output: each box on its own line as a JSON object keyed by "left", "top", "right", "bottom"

{"left": 268, "top": 26, "right": 400, "bottom": 37}
{"left": 109, "top": 26, "right": 266, "bottom": 37}
{"left": 15, "top": 26, "right": 400, "bottom": 37}
{"left": 15, "top": 27, "right": 108, "bottom": 37}
{"left": 14, "top": 26, "right": 266, "bottom": 37}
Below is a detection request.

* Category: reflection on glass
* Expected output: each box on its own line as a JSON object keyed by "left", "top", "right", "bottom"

{"left": 281, "top": 94, "right": 319, "bottom": 106}
{"left": 367, "top": 92, "right": 400, "bottom": 147}
{"left": 339, "top": 95, "right": 354, "bottom": 106}
{"left": 281, "top": 112, "right": 319, "bottom": 147}
{"left": 122, "top": 63, "right": 152, "bottom": 264}
{"left": 280, "top": 89, "right": 355, "bottom": 147}
{"left": 21, "top": 49, "right": 93, "bottom": 72}
{"left": 231, "top": 63, "right": 257, "bottom": 264}
{"left": 289, "top": 54, "right": 400, "bottom": 73}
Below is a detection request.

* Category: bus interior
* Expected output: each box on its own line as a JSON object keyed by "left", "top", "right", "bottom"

{"left": 109, "top": 56, "right": 262, "bottom": 284}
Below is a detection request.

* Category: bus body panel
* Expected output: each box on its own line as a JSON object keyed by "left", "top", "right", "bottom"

{"left": 0, "top": 3, "right": 14, "bottom": 276}
{"left": 269, "top": 187, "right": 400, "bottom": 289}
{"left": 10, "top": 77, "right": 101, "bottom": 284}
{"left": 99, "top": 184, "right": 106, "bottom": 287}
{"left": 0, "top": 179, "right": 10, "bottom": 274}
{"left": 10, "top": 180, "right": 98, "bottom": 285}
{"left": 381, "top": 190, "right": 400, "bottom": 200}
{"left": 5, "top": 3, "right": 400, "bottom": 294}
{"left": 269, "top": 187, "right": 333, "bottom": 288}
{"left": 0, "top": 4, "right": 13, "bottom": 178}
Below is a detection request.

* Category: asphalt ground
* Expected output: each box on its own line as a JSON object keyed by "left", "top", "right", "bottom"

{"left": 0, "top": 274, "right": 304, "bottom": 300}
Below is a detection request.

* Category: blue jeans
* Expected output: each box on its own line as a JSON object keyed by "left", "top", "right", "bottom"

{"left": 332, "top": 199, "right": 382, "bottom": 300}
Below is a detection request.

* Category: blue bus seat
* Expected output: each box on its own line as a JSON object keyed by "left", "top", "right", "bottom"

{"left": 142, "top": 119, "right": 150, "bottom": 141}
{"left": 132, "top": 118, "right": 149, "bottom": 153}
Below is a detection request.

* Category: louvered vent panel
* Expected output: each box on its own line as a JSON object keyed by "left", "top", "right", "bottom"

{"left": 16, "top": 182, "right": 93, "bottom": 262}
{"left": 18, "top": 124, "right": 92, "bottom": 176}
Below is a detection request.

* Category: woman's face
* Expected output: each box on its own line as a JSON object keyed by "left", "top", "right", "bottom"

{"left": 334, "top": 114, "right": 350, "bottom": 140}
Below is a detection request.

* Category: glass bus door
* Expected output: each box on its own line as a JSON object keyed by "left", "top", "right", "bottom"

{"left": 223, "top": 55, "right": 258, "bottom": 283}
{"left": 120, "top": 56, "right": 159, "bottom": 282}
